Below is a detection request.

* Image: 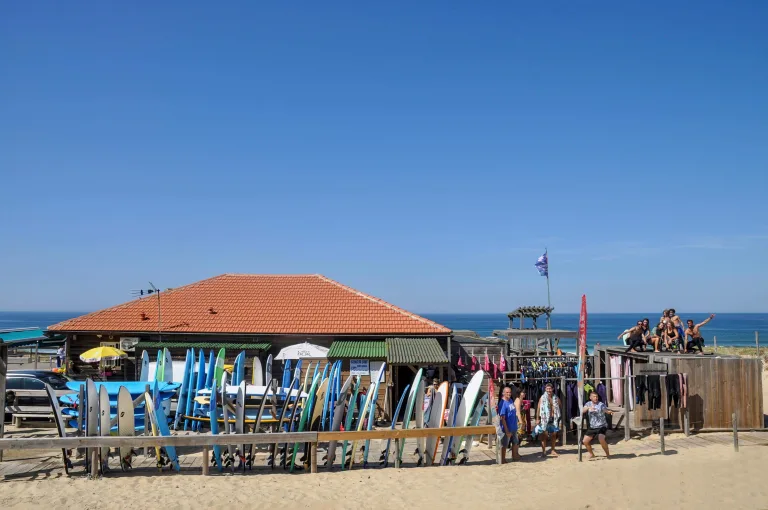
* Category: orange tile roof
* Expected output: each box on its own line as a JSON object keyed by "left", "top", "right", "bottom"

{"left": 48, "top": 274, "right": 451, "bottom": 336}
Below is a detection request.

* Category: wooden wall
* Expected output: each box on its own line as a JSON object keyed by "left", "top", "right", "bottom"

{"left": 630, "top": 356, "right": 764, "bottom": 430}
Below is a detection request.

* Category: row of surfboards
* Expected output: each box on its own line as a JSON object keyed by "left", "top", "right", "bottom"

{"left": 201, "top": 360, "right": 488, "bottom": 473}
{"left": 44, "top": 377, "right": 180, "bottom": 475}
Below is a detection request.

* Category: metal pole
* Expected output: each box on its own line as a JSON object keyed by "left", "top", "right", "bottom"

{"left": 660, "top": 417, "right": 665, "bottom": 454}
{"left": 35, "top": 341, "right": 39, "bottom": 370}
{"left": 560, "top": 376, "right": 566, "bottom": 446}
{"left": 756, "top": 331, "right": 760, "bottom": 357}
{"left": 732, "top": 412, "right": 739, "bottom": 452}
{"left": 623, "top": 376, "right": 630, "bottom": 442}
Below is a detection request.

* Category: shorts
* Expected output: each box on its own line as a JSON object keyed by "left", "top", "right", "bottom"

{"left": 497, "top": 431, "right": 519, "bottom": 448}
{"left": 533, "top": 423, "right": 560, "bottom": 436}
{"left": 584, "top": 426, "right": 607, "bottom": 438}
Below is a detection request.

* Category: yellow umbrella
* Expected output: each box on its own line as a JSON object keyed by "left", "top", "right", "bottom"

{"left": 80, "top": 346, "right": 128, "bottom": 363}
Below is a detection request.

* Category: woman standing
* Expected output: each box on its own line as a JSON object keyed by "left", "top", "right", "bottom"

{"left": 514, "top": 387, "right": 526, "bottom": 444}
{"left": 534, "top": 383, "right": 561, "bottom": 457}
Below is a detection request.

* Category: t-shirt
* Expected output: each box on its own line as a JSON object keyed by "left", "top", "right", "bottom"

{"left": 585, "top": 401, "right": 608, "bottom": 429}
{"left": 497, "top": 399, "right": 517, "bottom": 434}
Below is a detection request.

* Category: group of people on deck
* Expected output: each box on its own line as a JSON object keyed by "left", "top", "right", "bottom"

{"left": 496, "top": 382, "right": 613, "bottom": 463}
{"left": 623, "top": 309, "right": 716, "bottom": 354}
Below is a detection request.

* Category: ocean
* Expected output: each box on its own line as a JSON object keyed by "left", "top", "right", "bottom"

{"left": 1, "top": 311, "right": 765, "bottom": 352}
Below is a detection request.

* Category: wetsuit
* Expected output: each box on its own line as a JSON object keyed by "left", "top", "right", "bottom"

{"left": 625, "top": 331, "right": 645, "bottom": 353}
{"left": 686, "top": 330, "right": 705, "bottom": 353}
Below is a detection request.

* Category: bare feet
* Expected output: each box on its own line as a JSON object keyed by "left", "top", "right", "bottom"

{"left": 587, "top": 453, "right": 595, "bottom": 460}
{"left": 548, "top": 450, "right": 559, "bottom": 457}
{"left": 512, "top": 455, "right": 522, "bottom": 461}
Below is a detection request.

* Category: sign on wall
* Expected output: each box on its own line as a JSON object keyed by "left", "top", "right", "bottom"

{"left": 349, "top": 359, "right": 370, "bottom": 376}
{"left": 370, "top": 361, "right": 386, "bottom": 382}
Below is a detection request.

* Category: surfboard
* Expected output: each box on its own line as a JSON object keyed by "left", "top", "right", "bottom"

{"left": 381, "top": 384, "right": 410, "bottom": 467}
{"left": 85, "top": 379, "right": 99, "bottom": 472}
{"left": 183, "top": 351, "right": 197, "bottom": 431}
{"left": 153, "top": 350, "right": 162, "bottom": 381}
{"left": 322, "top": 361, "right": 339, "bottom": 431}
{"left": 341, "top": 376, "right": 362, "bottom": 470}
{"left": 311, "top": 362, "right": 319, "bottom": 386}
{"left": 440, "top": 385, "right": 459, "bottom": 465}
{"left": 425, "top": 381, "right": 448, "bottom": 465}
{"left": 173, "top": 350, "right": 192, "bottom": 430}
{"left": 44, "top": 383, "right": 72, "bottom": 474}
{"left": 458, "top": 393, "right": 488, "bottom": 464}
{"left": 117, "top": 386, "right": 134, "bottom": 471}
{"left": 362, "top": 362, "right": 386, "bottom": 468}
{"left": 163, "top": 348, "right": 173, "bottom": 383}
{"left": 99, "top": 385, "right": 111, "bottom": 473}
{"left": 145, "top": 393, "right": 180, "bottom": 471}
{"left": 205, "top": 350, "right": 215, "bottom": 389}
{"left": 214, "top": 348, "right": 226, "bottom": 387}
{"left": 290, "top": 374, "right": 320, "bottom": 472}
{"left": 207, "top": 380, "right": 223, "bottom": 471}
{"left": 235, "top": 382, "right": 246, "bottom": 470}
{"left": 349, "top": 363, "right": 384, "bottom": 470}
{"left": 220, "top": 374, "right": 234, "bottom": 470}
{"left": 252, "top": 356, "right": 263, "bottom": 386}
{"left": 449, "top": 370, "right": 485, "bottom": 460}
{"left": 270, "top": 377, "right": 299, "bottom": 469}
{"left": 139, "top": 350, "right": 150, "bottom": 382}
{"left": 233, "top": 351, "right": 245, "bottom": 386}
{"left": 303, "top": 362, "right": 312, "bottom": 389}
{"left": 309, "top": 377, "right": 329, "bottom": 431}
{"left": 326, "top": 374, "right": 354, "bottom": 468}
{"left": 246, "top": 378, "right": 275, "bottom": 468}
{"left": 264, "top": 354, "right": 273, "bottom": 387}
{"left": 397, "top": 368, "right": 423, "bottom": 463}
{"left": 191, "top": 350, "right": 206, "bottom": 431}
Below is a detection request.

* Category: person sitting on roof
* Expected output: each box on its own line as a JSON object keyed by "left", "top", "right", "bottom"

{"left": 685, "top": 314, "right": 715, "bottom": 355}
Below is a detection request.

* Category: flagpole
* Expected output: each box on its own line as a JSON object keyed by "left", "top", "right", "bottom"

{"left": 546, "top": 249, "right": 551, "bottom": 329}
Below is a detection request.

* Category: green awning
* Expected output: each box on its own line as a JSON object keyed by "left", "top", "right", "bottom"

{"left": 327, "top": 340, "right": 386, "bottom": 359}
{"left": 134, "top": 341, "right": 271, "bottom": 351}
{"left": 0, "top": 328, "right": 65, "bottom": 347}
{"left": 385, "top": 337, "right": 448, "bottom": 365}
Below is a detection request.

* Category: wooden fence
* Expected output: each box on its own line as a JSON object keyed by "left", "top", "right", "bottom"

{"left": 0, "top": 425, "right": 497, "bottom": 477}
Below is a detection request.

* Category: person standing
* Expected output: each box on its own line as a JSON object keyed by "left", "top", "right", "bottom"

{"left": 669, "top": 309, "right": 686, "bottom": 351}
{"left": 685, "top": 314, "right": 716, "bottom": 354}
{"left": 534, "top": 383, "right": 561, "bottom": 457}
{"left": 56, "top": 346, "right": 65, "bottom": 368}
{"left": 497, "top": 386, "right": 519, "bottom": 464}
{"left": 582, "top": 391, "right": 614, "bottom": 459}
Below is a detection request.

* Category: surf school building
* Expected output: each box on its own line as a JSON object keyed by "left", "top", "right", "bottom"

{"left": 48, "top": 274, "right": 452, "bottom": 419}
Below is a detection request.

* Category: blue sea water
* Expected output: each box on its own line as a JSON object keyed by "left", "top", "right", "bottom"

{"left": 1, "top": 311, "right": 765, "bottom": 352}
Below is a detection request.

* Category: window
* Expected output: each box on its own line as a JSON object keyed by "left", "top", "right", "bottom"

{"left": 38, "top": 374, "right": 70, "bottom": 390}
{"left": 100, "top": 341, "right": 122, "bottom": 368}
{"left": 6, "top": 377, "right": 23, "bottom": 390}
{"left": 23, "top": 378, "right": 45, "bottom": 390}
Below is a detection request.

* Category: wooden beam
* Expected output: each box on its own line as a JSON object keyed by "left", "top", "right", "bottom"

{"left": 310, "top": 442, "right": 318, "bottom": 473}
{"left": 202, "top": 446, "right": 209, "bottom": 475}
{"left": 318, "top": 425, "right": 495, "bottom": 442}
{"left": 0, "top": 432, "right": 318, "bottom": 451}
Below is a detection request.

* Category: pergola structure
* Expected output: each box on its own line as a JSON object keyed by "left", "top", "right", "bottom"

{"left": 506, "top": 305, "right": 554, "bottom": 329}
{"left": 493, "top": 305, "right": 577, "bottom": 354}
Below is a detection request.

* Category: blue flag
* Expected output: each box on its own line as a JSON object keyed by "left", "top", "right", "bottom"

{"left": 535, "top": 251, "right": 548, "bottom": 277}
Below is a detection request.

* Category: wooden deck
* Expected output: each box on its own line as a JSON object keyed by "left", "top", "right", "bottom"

{"left": 2, "top": 426, "right": 767, "bottom": 479}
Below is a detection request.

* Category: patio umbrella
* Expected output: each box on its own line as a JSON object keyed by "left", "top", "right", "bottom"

{"left": 79, "top": 346, "right": 128, "bottom": 363}
{"left": 274, "top": 342, "right": 329, "bottom": 360}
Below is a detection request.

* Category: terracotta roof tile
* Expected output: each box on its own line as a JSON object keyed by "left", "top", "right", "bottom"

{"left": 49, "top": 274, "right": 451, "bottom": 336}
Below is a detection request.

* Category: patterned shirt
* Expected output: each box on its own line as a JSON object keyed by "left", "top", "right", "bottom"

{"left": 585, "top": 401, "right": 608, "bottom": 429}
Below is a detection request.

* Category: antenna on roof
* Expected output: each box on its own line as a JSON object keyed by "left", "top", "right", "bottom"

{"left": 148, "top": 282, "right": 161, "bottom": 342}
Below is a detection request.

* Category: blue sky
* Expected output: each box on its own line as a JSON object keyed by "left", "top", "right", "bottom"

{"left": 2, "top": 2, "right": 767, "bottom": 313}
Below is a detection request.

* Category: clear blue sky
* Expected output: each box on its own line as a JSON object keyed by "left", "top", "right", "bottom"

{"left": 2, "top": 2, "right": 767, "bottom": 313}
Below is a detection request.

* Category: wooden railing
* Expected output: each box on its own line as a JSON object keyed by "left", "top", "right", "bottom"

{"left": 0, "top": 425, "right": 497, "bottom": 476}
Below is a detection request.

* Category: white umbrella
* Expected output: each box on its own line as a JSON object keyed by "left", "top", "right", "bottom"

{"left": 274, "top": 342, "right": 329, "bottom": 360}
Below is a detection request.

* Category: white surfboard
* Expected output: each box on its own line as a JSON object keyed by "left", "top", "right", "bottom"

{"left": 449, "top": 370, "right": 485, "bottom": 459}
{"left": 85, "top": 379, "right": 99, "bottom": 471}
{"left": 413, "top": 377, "right": 426, "bottom": 465}
{"left": 425, "top": 381, "right": 448, "bottom": 465}
{"left": 117, "top": 386, "right": 134, "bottom": 470}
{"left": 163, "top": 348, "right": 173, "bottom": 383}
{"left": 44, "top": 383, "right": 72, "bottom": 474}
{"left": 252, "top": 356, "right": 263, "bottom": 386}
{"left": 327, "top": 375, "right": 354, "bottom": 468}
{"left": 139, "top": 351, "right": 150, "bottom": 382}
{"left": 99, "top": 385, "right": 111, "bottom": 471}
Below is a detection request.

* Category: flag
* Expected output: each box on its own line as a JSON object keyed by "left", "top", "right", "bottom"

{"left": 535, "top": 251, "right": 548, "bottom": 277}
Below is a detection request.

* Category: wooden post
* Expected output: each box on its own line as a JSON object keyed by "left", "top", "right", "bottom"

{"left": 90, "top": 449, "right": 99, "bottom": 478}
{"left": 623, "top": 376, "right": 630, "bottom": 442}
{"left": 732, "top": 412, "right": 739, "bottom": 452}
{"left": 0, "top": 344, "right": 7, "bottom": 462}
{"left": 684, "top": 407, "right": 690, "bottom": 437}
{"left": 560, "top": 375, "right": 567, "bottom": 446}
{"left": 756, "top": 331, "right": 760, "bottom": 357}
{"left": 394, "top": 438, "right": 401, "bottom": 468}
{"left": 713, "top": 335, "right": 717, "bottom": 353}
{"left": 659, "top": 417, "right": 665, "bottom": 454}
{"left": 202, "top": 446, "right": 210, "bottom": 475}
{"left": 310, "top": 442, "right": 318, "bottom": 473}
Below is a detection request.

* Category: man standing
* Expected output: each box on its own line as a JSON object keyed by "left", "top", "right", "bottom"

{"left": 685, "top": 314, "right": 716, "bottom": 354}
{"left": 56, "top": 346, "right": 65, "bottom": 368}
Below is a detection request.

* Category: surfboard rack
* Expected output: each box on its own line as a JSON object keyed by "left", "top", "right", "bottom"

{"left": 0, "top": 425, "right": 497, "bottom": 477}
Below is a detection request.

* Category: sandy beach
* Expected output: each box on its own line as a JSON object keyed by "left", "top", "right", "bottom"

{"left": 2, "top": 432, "right": 767, "bottom": 510}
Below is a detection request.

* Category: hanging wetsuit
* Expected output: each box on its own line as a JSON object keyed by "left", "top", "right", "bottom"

{"left": 666, "top": 374, "right": 680, "bottom": 407}
{"left": 635, "top": 375, "right": 647, "bottom": 405}
{"left": 647, "top": 375, "right": 662, "bottom": 410}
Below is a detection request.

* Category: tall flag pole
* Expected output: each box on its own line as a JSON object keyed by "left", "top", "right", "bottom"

{"left": 535, "top": 250, "right": 551, "bottom": 328}
{"left": 577, "top": 294, "right": 588, "bottom": 461}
